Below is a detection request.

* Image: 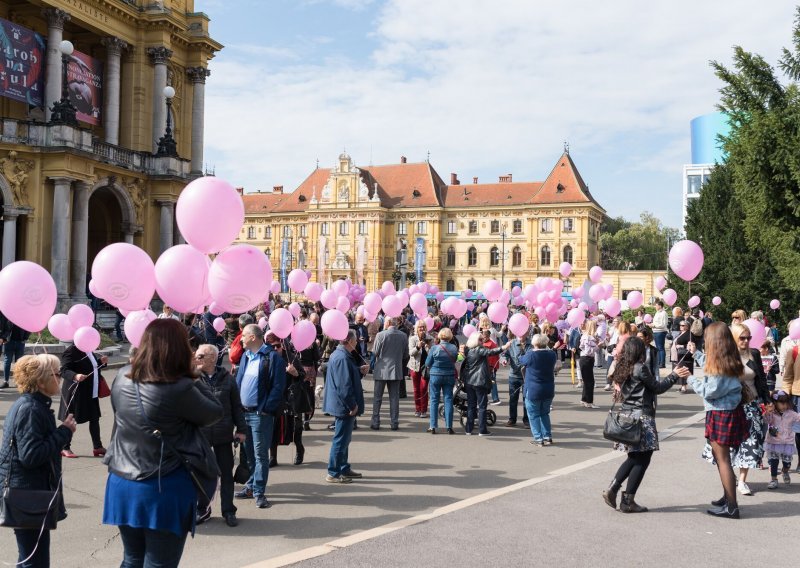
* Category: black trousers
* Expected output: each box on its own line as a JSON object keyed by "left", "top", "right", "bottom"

{"left": 612, "top": 450, "right": 654, "bottom": 494}
{"left": 201, "top": 443, "right": 236, "bottom": 516}
{"left": 578, "top": 356, "right": 595, "bottom": 404}
{"left": 64, "top": 417, "right": 102, "bottom": 451}
{"left": 270, "top": 415, "right": 305, "bottom": 461}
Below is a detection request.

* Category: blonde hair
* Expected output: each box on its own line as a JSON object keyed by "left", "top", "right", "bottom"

{"left": 584, "top": 319, "right": 597, "bottom": 336}
{"left": 415, "top": 320, "right": 427, "bottom": 332}
{"left": 13, "top": 354, "right": 60, "bottom": 394}
{"left": 672, "top": 307, "right": 683, "bottom": 317}
{"left": 730, "top": 309, "right": 747, "bottom": 322}
{"left": 437, "top": 327, "right": 453, "bottom": 342}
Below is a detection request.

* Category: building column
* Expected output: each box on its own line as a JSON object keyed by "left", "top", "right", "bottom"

{"left": 156, "top": 200, "right": 174, "bottom": 254}
{"left": 43, "top": 8, "right": 71, "bottom": 122}
{"left": 101, "top": 37, "right": 128, "bottom": 145}
{"left": 121, "top": 222, "right": 137, "bottom": 244}
{"left": 187, "top": 67, "right": 210, "bottom": 174}
{"left": 2, "top": 212, "right": 18, "bottom": 268}
{"left": 147, "top": 47, "right": 173, "bottom": 153}
{"left": 69, "top": 181, "right": 90, "bottom": 302}
{"left": 50, "top": 177, "right": 74, "bottom": 302}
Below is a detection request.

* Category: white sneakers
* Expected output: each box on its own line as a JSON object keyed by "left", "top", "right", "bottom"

{"left": 767, "top": 479, "right": 778, "bottom": 490}
{"left": 738, "top": 481, "right": 753, "bottom": 496}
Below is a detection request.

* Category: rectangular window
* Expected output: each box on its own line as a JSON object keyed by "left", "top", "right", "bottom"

{"left": 541, "top": 218, "right": 553, "bottom": 233}
{"left": 339, "top": 222, "right": 348, "bottom": 236}
{"left": 447, "top": 220, "right": 457, "bottom": 234}
{"left": 265, "top": 226, "right": 272, "bottom": 238}
{"left": 416, "top": 221, "right": 427, "bottom": 234}
{"left": 283, "top": 226, "right": 291, "bottom": 238}
{"left": 397, "top": 222, "right": 407, "bottom": 235}
{"left": 468, "top": 221, "right": 478, "bottom": 234}
{"left": 321, "top": 222, "right": 329, "bottom": 236}
{"left": 247, "top": 226, "right": 255, "bottom": 239}
{"left": 358, "top": 221, "right": 367, "bottom": 235}
{"left": 687, "top": 175, "right": 702, "bottom": 195}
{"left": 513, "top": 219, "right": 522, "bottom": 234}
{"left": 563, "top": 218, "right": 574, "bottom": 232}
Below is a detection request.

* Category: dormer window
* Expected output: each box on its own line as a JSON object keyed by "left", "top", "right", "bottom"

{"left": 298, "top": 194, "right": 307, "bottom": 202}
{"left": 556, "top": 183, "right": 565, "bottom": 193}
{"left": 412, "top": 189, "right": 421, "bottom": 198}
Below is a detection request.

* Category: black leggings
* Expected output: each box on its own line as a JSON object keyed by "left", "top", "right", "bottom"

{"left": 65, "top": 418, "right": 102, "bottom": 450}
{"left": 579, "top": 356, "right": 594, "bottom": 403}
{"left": 612, "top": 450, "right": 653, "bottom": 494}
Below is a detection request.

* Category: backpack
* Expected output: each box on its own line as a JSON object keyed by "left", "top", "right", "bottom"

{"left": 689, "top": 317, "right": 704, "bottom": 337}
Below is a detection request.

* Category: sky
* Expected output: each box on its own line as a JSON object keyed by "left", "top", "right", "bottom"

{"left": 194, "top": 0, "right": 794, "bottom": 229}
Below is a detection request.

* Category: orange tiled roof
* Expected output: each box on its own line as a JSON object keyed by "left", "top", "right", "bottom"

{"left": 528, "top": 152, "right": 602, "bottom": 208}
{"left": 442, "top": 182, "right": 542, "bottom": 207}
{"left": 242, "top": 192, "right": 284, "bottom": 214}
{"left": 361, "top": 162, "right": 443, "bottom": 208}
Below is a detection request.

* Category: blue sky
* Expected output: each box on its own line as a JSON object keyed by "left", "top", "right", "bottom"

{"left": 195, "top": 0, "right": 792, "bottom": 229}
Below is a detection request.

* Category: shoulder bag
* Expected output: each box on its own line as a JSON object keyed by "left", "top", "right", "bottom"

{"left": 602, "top": 399, "right": 642, "bottom": 446}
{"left": 232, "top": 441, "right": 250, "bottom": 485}
{"left": 0, "top": 434, "right": 60, "bottom": 530}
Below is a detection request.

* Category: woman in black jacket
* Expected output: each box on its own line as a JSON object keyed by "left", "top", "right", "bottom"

{"left": 460, "top": 332, "right": 509, "bottom": 436}
{"left": 636, "top": 326, "right": 659, "bottom": 380}
{"left": 58, "top": 344, "right": 108, "bottom": 458}
{"left": 670, "top": 319, "right": 693, "bottom": 393}
{"left": 0, "top": 354, "right": 76, "bottom": 567}
{"left": 267, "top": 335, "right": 310, "bottom": 467}
{"left": 603, "top": 337, "right": 690, "bottom": 513}
{"left": 298, "top": 337, "right": 322, "bottom": 430}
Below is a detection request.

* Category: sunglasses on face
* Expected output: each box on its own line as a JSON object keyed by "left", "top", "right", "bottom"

{"left": 738, "top": 335, "right": 751, "bottom": 340}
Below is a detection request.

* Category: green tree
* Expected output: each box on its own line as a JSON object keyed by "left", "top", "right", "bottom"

{"left": 600, "top": 212, "right": 680, "bottom": 270}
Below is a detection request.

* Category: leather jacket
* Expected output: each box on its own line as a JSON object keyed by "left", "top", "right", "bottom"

{"left": 199, "top": 367, "right": 247, "bottom": 446}
{"left": 619, "top": 362, "right": 678, "bottom": 417}
{"left": 103, "top": 366, "right": 223, "bottom": 481}
{"left": 463, "top": 345, "right": 503, "bottom": 389}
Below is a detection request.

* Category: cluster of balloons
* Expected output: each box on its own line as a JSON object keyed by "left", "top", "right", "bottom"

{"left": 48, "top": 304, "right": 100, "bottom": 352}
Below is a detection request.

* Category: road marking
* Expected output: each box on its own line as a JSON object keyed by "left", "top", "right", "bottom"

{"left": 243, "top": 411, "right": 706, "bottom": 568}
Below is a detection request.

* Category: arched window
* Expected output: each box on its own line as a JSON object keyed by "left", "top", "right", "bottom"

{"left": 563, "top": 245, "right": 573, "bottom": 265}
{"left": 490, "top": 246, "right": 499, "bottom": 266}
{"left": 446, "top": 279, "right": 455, "bottom": 292}
{"left": 468, "top": 246, "right": 477, "bottom": 266}
{"left": 512, "top": 246, "right": 522, "bottom": 267}
{"left": 541, "top": 245, "right": 551, "bottom": 266}
{"left": 446, "top": 246, "right": 455, "bottom": 267}
{"left": 467, "top": 278, "right": 476, "bottom": 291}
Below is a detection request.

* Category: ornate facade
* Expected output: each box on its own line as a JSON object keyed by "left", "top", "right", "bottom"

{"left": 237, "top": 151, "right": 607, "bottom": 293}
{"left": 0, "top": 0, "right": 220, "bottom": 307}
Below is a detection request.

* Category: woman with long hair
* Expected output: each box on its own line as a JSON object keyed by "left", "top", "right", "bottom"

{"left": 578, "top": 319, "right": 599, "bottom": 408}
{"left": 602, "top": 337, "right": 688, "bottom": 513}
{"left": 689, "top": 322, "right": 748, "bottom": 519}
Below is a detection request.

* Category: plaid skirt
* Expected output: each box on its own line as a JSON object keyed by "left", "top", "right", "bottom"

{"left": 705, "top": 407, "right": 748, "bottom": 446}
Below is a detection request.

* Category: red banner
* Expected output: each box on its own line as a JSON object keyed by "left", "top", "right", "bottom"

{"left": 66, "top": 50, "right": 103, "bottom": 125}
{"left": 0, "top": 18, "right": 45, "bottom": 107}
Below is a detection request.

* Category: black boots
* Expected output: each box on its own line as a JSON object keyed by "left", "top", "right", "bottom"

{"left": 707, "top": 503, "right": 740, "bottom": 519}
{"left": 294, "top": 447, "right": 305, "bottom": 465}
{"left": 619, "top": 492, "right": 648, "bottom": 513}
{"left": 710, "top": 495, "right": 726, "bottom": 507}
{"left": 603, "top": 480, "right": 620, "bottom": 509}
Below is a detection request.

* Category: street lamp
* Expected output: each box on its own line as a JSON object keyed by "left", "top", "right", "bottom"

{"left": 500, "top": 222, "right": 507, "bottom": 289}
{"left": 49, "top": 40, "right": 78, "bottom": 126}
{"left": 156, "top": 85, "right": 178, "bottom": 157}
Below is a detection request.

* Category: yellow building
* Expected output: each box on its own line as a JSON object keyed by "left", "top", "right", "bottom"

{"left": 0, "top": 0, "right": 220, "bottom": 308}
{"left": 238, "top": 150, "right": 607, "bottom": 294}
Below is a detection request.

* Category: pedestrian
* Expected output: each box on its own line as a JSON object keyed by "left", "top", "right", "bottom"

{"left": 408, "top": 320, "right": 432, "bottom": 419}
{"left": 267, "top": 334, "right": 307, "bottom": 467}
{"left": 158, "top": 305, "right": 181, "bottom": 321}
{"left": 670, "top": 307, "right": 685, "bottom": 341}
{"left": 603, "top": 337, "right": 689, "bottom": 512}
{"left": 194, "top": 343, "right": 247, "bottom": 528}
{"left": 688, "top": 322, "right": 748, "bottom": 519}
{"left": 0, "top": 354, "right": 76, "bottom": 568}
{"left": 0, "top": 312, "right": 30, "bottom": 389}
{"left": 58, "top": 342, "right": 108, "bottom": 458}
{"left": 461, "top": 332, "right": 508, "bottom": 436}
{"left": 636, "top": 326, "right": 659, "bottom": 380}
{"left": 670, "top": 319, "right": 693, "bottom": 393}
{"left": 228, "top": 314, "right": 255, "bottom": 376}
{"left": 424, "top": 328, "right": 459, "bottom": 434}
{"left": 502, "top": 331, "right": 529, "bottom": 427}
{"left": 478, "top": 317, "right": 502, "bottom": 404}
{"left": 102, "top": 319, "right": 223, "bottom": 566}
{"left": 370, "top": 317, "right": 409, "bottom": 431}
{"left": 652, "top": 301, "right": 668, "bottom": 369}
{"left": 520, "top": 333, "right": 558, "bottom": 445}
{"left": 298, "top": 332, "right": 322, "bottom": 431}
{"left": 579, "top": 320, "right": 599, "bottom": 408}
{"left": 763, "top": 390, "right": 800, "bottom": 489}
{"left": 323, "top": 329, "right": 366, "bottom": 484}
{"left": 234, "top": 324, "right": 286, "bottom": 509}
{"left": 114, "top": 308, "right": 125, "bottom": 343}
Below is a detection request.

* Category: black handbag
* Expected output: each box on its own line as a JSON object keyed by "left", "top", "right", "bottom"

{"left": 233, "top": 443, "right": 250, "bottom": 485}
{"left": 0, "top": 439, "right": 60, "bottom": 530}
{"left": 603, "top": 401, "right": 642, "bottom": 446}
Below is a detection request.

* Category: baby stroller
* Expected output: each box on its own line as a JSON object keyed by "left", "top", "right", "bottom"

{"left": 439, "top": 378, "right": 497, "bottom": 427}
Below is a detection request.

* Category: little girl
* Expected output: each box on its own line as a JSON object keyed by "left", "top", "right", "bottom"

{"left": 764, "top": 390, "right": 800, "bottom": 490}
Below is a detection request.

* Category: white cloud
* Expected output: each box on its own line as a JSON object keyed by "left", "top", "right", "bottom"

{"left": 203, "top": 0, "right": 793, "bottom": 225}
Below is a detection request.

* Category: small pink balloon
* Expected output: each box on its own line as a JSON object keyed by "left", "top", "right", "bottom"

{"left": 655, "top": 276, "right": 667, "bottom": 291}
{"left": 321, "top": 309, "right": 349, "bottom": 340}
{"left": 483, "top": 279, "right": 502, "bottom": 302}
{"left": 589, "top": 284, "right": 604, "bottom": 302}
{"left": 304, "top": 282, "right": 323, "bottom": 302}
{"left": 487, "top": 302, "right": 508, "bottom": 324}
{"left": 270, "top": 280, "right": 281, "bottom": 294}
{"left": 559, "top": 262, "right": 572, "bottom": 278}
{"left": 451, "top": 299, "right": 468, "bottom": 319}
{"left": 712, "top": 296, "right": 722, "bottom": 306}
{"left": 669, "top": 240, "right": 704, "bottom": 281}
{"left": 604, "top": 298, "right": 621, "bottom": 318}
{"left": 381, "top": 281, "right": 396, "bottom": 295}
{"left": 175, "top": 176, "right": 244, "bottom": 254}
{"left": 291, "top": 320, "right": 316, "bottom": 351}
{"left": 572, "top": 286, "right": 584, "bottom": 299}
{"left": 662, "top": 288, "right": 677, "bottom": 306}
{"left": 288, "top": 302, "right": 302, "bottom": 319}
{"left": 463, "top": 324, "right": 477, "bottom": 337}
{"left": 88, "top": 279, "right": 102, "bottom": 299}
{"left": 0, "top": 261, "right": 57, "bottom": 332}
{"left": 332, "top": 279, "right": 350, "bottom": 298}
{"left": 73, "top": 326, "right": 101, "bottom": 353}
{"left": 409, "top": 292, "right": 427, "bottom": 314}
{"left": 435, "top": 292, "right": 444, "bottom": 302}
{"left": 335, "top": 296, "right": 350, "bottom": 312}
{"left": 464, "top": 289, "right": 473, "bottom": 299}
{"left": 48, "top": 314, "right": 75, "bottom": 342}
{"left": 68, "top": 304, "right": 94, "bottom": 329}
{"left": 364, "top": 292, "right": 382, "bottom": 313}
{"left": 449, "top": 319, "right": 457, "bottom": 328}
{"left": 213, "top": 317, "right": 226, "bottom": 333}
{"left": 424, "top": 316, "right": 434, "bottom": 330}
{"left": 643, "top": 314, "right": 653, "bottom": 324}
{"left": 567, "top": 308, "right": 585, "bottom": 328}
{"left": 287, "top": 269, "right": 309, "bottom": 294}
{"left": 467, "top": 301, "right": 475, "bottom": 311}
{"left": 429, "top": 286, "right": 439, "bottom": 295}
{"left": 320, "top": 289, "right": 338, "bottom": 310}
{"left": 258, "top": 317, "right": 268, "bottom": 330}
{"left": 626, "top": 291, "right": 644, "bottom": 310}
{"left": 687, "top": 295, "right": 701, "bottom": 308}
{"left": 268, "top": 308, "right": 293, "bottom": 338}
{"left": 589, "top": 266, "right": 603, "bottom": 283}
{"left": 124, "top": 309, "right": 157, "bottom": 347}
{"left": 769, "top": 299, "right": 781, "bottom": 310}
{"left": 209, "top": 301, "right": 224, "bottom": 316}
{"left": 382, "top": 295, "right": 403, "bottom": 317}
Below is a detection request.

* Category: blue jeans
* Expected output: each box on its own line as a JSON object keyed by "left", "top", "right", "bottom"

{"left": 243, "top": 412, "right": 274, "bottom": 497}
{"left": 465, "top": 385, "right": 489, "bottom": 434}
{"left": 429, "top": 374, "right": 454, "bottom": 429}
{"left": 653, "top": 331, "right": 667, "bottom": 368}
{"left": 490, "top": 370, "right": 499, "bottom": 402}
{"left": 328, "top": 415, "right": 355, "bottom": 477}
{"left": 525, "top": 398, "right": 553, "bottom": 442}
{"left": 118, "top": 524, "right": 188, "bottom": 568}
{"left": 508, "top": 378, "right": 528, "bottom": 423}
{"left": 4, "top": 340, "right": 25, "bottom": 382}
{"left": 14, "top": 528, "right": 49, "bottom": 568}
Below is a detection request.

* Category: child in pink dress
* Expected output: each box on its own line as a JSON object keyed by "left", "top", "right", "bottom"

{"left": 764, "top": 390, "right": 800, "bottom": 490}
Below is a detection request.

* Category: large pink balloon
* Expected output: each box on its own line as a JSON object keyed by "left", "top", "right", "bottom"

{"left": 712, "top": 296, "right": 722, "bottom": 306}
{"left": 332, "top": 279, "right": 350, "bottom": 298}
{"left": 626, "top": 291, "right": 644, "bottom": 310}
{"left": 208, "top": 245, "right": 273, "bottom": 314}
{"left": 463, "top": 324, "right": 477, "bottom": 338}
{"left": 335, "top": 296, "right": 350, "bottom": 312}
{"left": 175, "top": 177, "right": 244, "bottom": 254}
{"left": 669, "top": 240, "right": 704, "bottom": 281}
{"left": 287, "top": 269, "right": 308, "bottom": 294}
{"left": 409, "top": 292, "right": 427, "bottom": 314}
{"left": 321, "top": 309, "right": 349, "bottom": 340}
{"left": 589, "top": 266, "right": 603, "bottom": 283}
{"left": 213, "top": 317, "right": 226, "bottom": 333}
{"left": 567, "top": 308, "right": 585, "bottom": 328}
{"left": 73, "top": 326, "right": 100, "bottom": 353}
{"left": 364, "top": 292, "right": 382, "bottom": 314}
{"left": 155, "top": 245, "right": 210, "bottom": 313}
{"left": 662, "top": 288, "right": 677, "bottom": 307}
{"left": 687, "top": 295, "right": 701, "bottom": 308}
{"left": 320, "top": 289, "right": 338, "bottom": 310}
{"left": 304, "top": 282, "right": 322, "bottom": 302}
{"left": 48, "top": 314, "right": 75, "bottom": 342}
{"left": 268, "top": 308, "right": 293, "bottom": 338}
{"left": 382, "top": 295, "right": 402, "bottom": 317}
{"left": 0, "top": 261, "right": 57, "bottom": 332}
{"left": 508, "top": 313, "right": 529, "bottom": 337}
{"left": 291, "top": 320, "right": 316, "bottom": 351}
{"left": 487, "top": 302, "right": 508, "bottom": 324}
{"left": 288, "top": 302, "right": 302, "bottom": 319}
{"left": 68, "top": 304, "right": 94, "bottom": 329}
{"left": 604, "top": 298, "right": 622, "bottom": 318}
{"left": 655, "top": 276, "right": 667, "bottom": 291}
{"left": 742, "top": 319, "right": 766, "bottom": 349}
{"left": 92, "top": 243, "right": 155, "bottom": 311}
{"left": 381, "top": 281, "right": 396, "bottom": 296}
{"left": 559, "top": 262, "right": 572, "bottom": 278}
{"left": 483, "top": 279, "right": 502, "bottom": 302}
{"left": 789, "top": 319, "right": 800, "bottom": 341}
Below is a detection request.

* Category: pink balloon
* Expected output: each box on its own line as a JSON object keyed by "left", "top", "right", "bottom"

{"left": 91, "top": 243, "right": 155, "bottom": 311}
{"left": 88, "top": 279, "right": 102, "bottom": 299}
{"left": 742, "top": 319, "right": 766, "bottom": 349}
{"left": 288, "top": 302, "right": 302, "bottom": 319}
{"left": 463, "top": 324, "right": 477, "bottom": 337}
{"left": 395, "top": 291, "right": 410, "bottom": 309}
{"left": 655, "top": 276, "right": 667, "bottom": 291}
{"left": 589, "top": 266, "right": 603, "bottom": 283}
{"left": 0, "top": 261, "right": 57, "bottom": 332}
{"left": 499, "top": 291, "right": 511, "bottom": 305}
{"left": 68, "top": 304, "right": 94, "bottom": 329}
{"left": 304, "top": 282, "right": 321, "bottom": 302}
{"left": 602, "top": 284, "right": 614, "bottom": 300}
{"left": 589, "top": 284, "right": 604, "bottom": 302}
{"left": 435, "top": 292, "right": 444, "bottom": 302}
{"left": 424, "top": 316, "right": 434, "bottom": 330}
{"left": 155, "top": 245, "right": 210, "bottom": 313}
{"left": 291, "top": 320, "right": 316, "bottom": 351}
{"left": 258, "top": 316, "right": 268, "bottom": 330}
{"left": 208, "top": 245, "right": 273, "bottom": 314}
{"left": 364, "top": 292, "right": 382, "bottom": 314}
{"left": 175, "top": 177, "right": 244, "bottom": 254}
{"left": 332, "top": 279, "right": 350, "bottom": 298}
{"left": 409, "top": 292, "right": 427, "bottom": 314}
{"left": 213, "top": 317, "right": 226, "bottom": 333}
{"left": 381, "top": 281, "right": 396, "bottom": 295}
{"left": 487, "top": 302, "right": 508, "bottom": 324}
{"left": 578, "top": 302, "right": 588, "bottom": 312}
{"left": 669, "top": 240, "right": 704, "bottom": 281}
{"left": 769, "top": 299, "right": 781, "bottom": 310}
{"left": 511, "top": 286, "right": 522, "bottom": 298}
{"left": 48, "top": 314, "right": 75, "bottom": 342}
{"left": 73, "top": 326, "right": 100, "bottom": 353}
{"left": 508, "top": 313, "right": 529, "bottom": 337}
{"left": 662, "top": 288, "right": 677, "bottom": 307}
{"left": 467, "top": 301, "right": 475, "bottom": 311}
{"left": 270, "top": 280, "right": 281, "bottom": 294}
{"left": 512, "top": 296, "right": 524, "bottom": 306}
{"left": 320, "top": 289, "right": 338, "bottom": 310}
{"left": 268, "top": 308, "right": 293, "bottom": 338}
{"left": 429, "top": 286, "right": 439, "bottom": 295}
{"left": 287, "top": 269, "right": 309, "bottom": 294}
{"left": 712, "top": 296, "right": 722, "bottom": 306}
{"left": 559, "top": 262, "right": 572, "bottom": 278}
{"left": 604, "top": 298, "right": 621, "bottom": 318}
{"left": 123, "top": 309, "right": 157, "bottom": 348}
{"left": 572, "top": 286, "right": 584, "bottom": 299}
{"left": 789, "top": 319, "right": 800, "bottom": 340}
{"left": 451, "top": 299, "right": 468, "bottom": 319}
{"left": 382, "top": 295, "right": 402, "bottom": 317}
{"left": 687, "top": 295, "right": 701, "bottom": 308}
{"left": 626, "top": 291, "right": 644, "bottom": 310}
{"left": 464, "top": 289, "right": 473, "bottom": 299}
{"left": 321, "top": 309, "right": 349, "bottom": 340}
{"left": 483, "top": 279, "right": 502, "bottom": 302}
{"left": 209, "top": 301, "right": 224, "bottom": 316}
{"left": 335, "top": 296, "right": 350, "bottom": 312}
{"left": 449, "top": 319, "right": 457, "bottom": 328}
{"left": 567, "top": 308, "right": 585, "bottom": 328}
{"left": 643, "top": 314, "right": 653, "bottom": 324}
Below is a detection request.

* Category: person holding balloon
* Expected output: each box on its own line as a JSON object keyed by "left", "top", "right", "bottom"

{"left": 0, "top": 312, "right": 31, "bottom": 389}
{"left": 651, "top": 301, "right": 668, "bottom": 369}
{"left": 579, "top": 320, "right": 600, "bottom": 408}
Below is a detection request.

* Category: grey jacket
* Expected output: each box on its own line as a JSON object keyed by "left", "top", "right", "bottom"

{"left": 372, "top": 327, "right": 409, "bottom": 381}
{"left": 407, "top": 333, "right": 432, "bottom": 373}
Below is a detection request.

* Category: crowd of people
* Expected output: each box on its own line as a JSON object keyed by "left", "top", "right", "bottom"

{"left": 1, "top": 294, "right": 799, "bottom": 566}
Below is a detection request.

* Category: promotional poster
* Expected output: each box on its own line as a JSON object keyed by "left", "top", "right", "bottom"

{"left": 66, "top": 49, "right": 103, "bottom": 125}
{"left": 0, "top": 17, "right": 45, "bottom": 107}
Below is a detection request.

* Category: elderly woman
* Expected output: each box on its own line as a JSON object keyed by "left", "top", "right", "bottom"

{"left": 461, "top": 332, "right": 508, "bottom": 436}
{"left": 424, "top": 328, "right": 459, "bottom": 434}
{"left": 670, "top": 319, "right": 694, "bottom": 393}
{"left": 520, "top": 334, "right": 558, "bottom": 445}
{"left": 0, "top": 354, "right": 77, "bottom": 567}
{"left": 408, "top": 320, "right": 432, "bottom": 418}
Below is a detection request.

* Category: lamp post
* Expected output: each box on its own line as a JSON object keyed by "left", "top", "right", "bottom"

{"left": 49, "top": 40, "right": 78, "bottom": 126}
{"left": 156, "top": 85, "right": 178, "bottom": 157}
{"left": 500, "top": 222, "right": 507, "bottom": 289}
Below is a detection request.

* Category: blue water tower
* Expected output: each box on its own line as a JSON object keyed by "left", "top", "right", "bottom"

{"left": 690, "top": 112, "right": 730, "bottom": 164}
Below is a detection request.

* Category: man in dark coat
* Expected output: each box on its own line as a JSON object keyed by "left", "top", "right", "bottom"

{"left": 196, "top": 343, "right": 247, "bottom": 527}
{"left": 0, "top": 312, "right": 30, "bottom": 388}
{"left": 370, "top": 318, "right": 409, "bottom": 430}
{"left": 58, "top": 344, "right": 108, "bottom": 458}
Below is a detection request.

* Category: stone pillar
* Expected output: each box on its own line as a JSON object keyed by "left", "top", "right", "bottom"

{"left": 50, "top": 177, "right": 73, "bottom": 302}
{"left": 101, "top": 37, "right": 127, "bottom": 145}
{"left": 2, "top": 212, "right": 18, "bottom": 268}
{"left": 43, "top": 8, "right": 70, "bottom": 122}
{"left": 147, "top": 47, "right": 173, "bottom": 152}
{"left": 187, "top": 67, "right": 210, "bottom": 174}
{"left": 69, "top": 181, "right": 90, "bottom": 302}
{"left": 121, "top": 222, "right": 136, "bottom": 244}
{"left": 157, "top": 200, "right": 174, "bottom": 254}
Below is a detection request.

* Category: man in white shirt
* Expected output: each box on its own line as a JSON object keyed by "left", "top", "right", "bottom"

{"left": 157, "top": 305, "right": 181, "bottom": 321}
{"left": 652, "top": 301, "right": 668, "bottom": 369}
